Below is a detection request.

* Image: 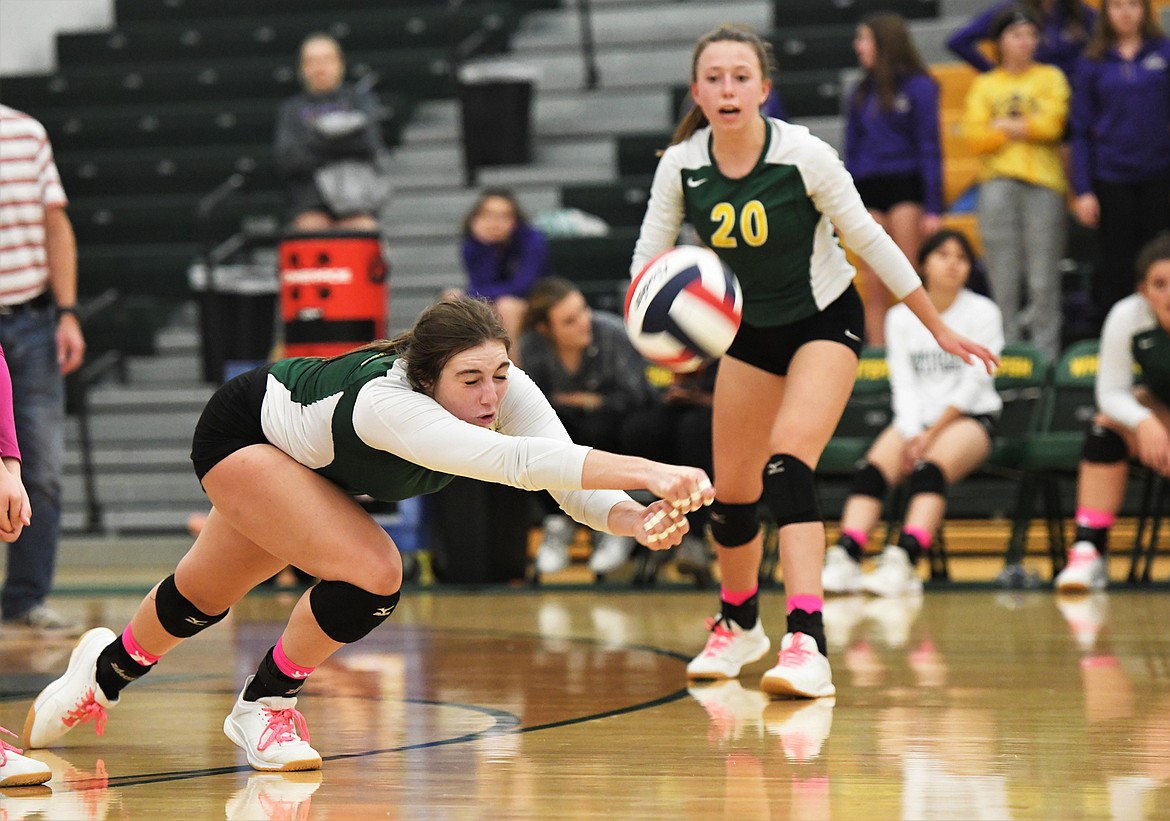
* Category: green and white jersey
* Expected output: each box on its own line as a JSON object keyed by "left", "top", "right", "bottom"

{"left": 1098, "top": 293, "right": 1170, "bottom": 429}
{"left": 631, "top": 117, "right": 921, "bottom": 327}
{"left": 260, "top": 349, "right": 632, "bottom": 530}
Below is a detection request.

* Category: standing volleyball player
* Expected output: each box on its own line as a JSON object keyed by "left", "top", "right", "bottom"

{"left": 631, "top": 24, "right": 996, "bottom": 698}
{"left": 22, "top": 297, "right": 711, "bottom": 771}
{"left": 1054, "top": 231, "right": 1170, "bottom": 592}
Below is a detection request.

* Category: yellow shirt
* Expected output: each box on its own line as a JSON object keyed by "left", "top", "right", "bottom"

{"left": 961, "top": 63, "right": 1069, "bottom": 193}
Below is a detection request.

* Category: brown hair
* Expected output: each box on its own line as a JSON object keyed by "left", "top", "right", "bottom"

{"left": 340, "top": 296, "right": 510, "bottom": 392}
{"left": 461, "top": 187, "right": 530, "bottom": 238}
{"left": 671, "top": 24, "right": 776, "bottom": 146}
{"left": 1135, "top": 230, "right": 1170, "bottom": 284}
{"left": 853, "top": 13, "right": 931, "bottom": 112}
{"left": 1084, "top": 0, "right": 1162, "bottom": 60}
{"left": 522, "top": 276, "right": 580, "bottom": 333}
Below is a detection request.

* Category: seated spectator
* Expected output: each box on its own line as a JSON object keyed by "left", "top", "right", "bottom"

{"left": 620, "top": 362, "right": 718, "bottom": 586}
{"left": 1054, "top": 232, "right": 1170, "bottom": 593}
{"left": 961, "top": 6, "right": 1070, "bottom": 360}
{"left": 1069, "top": 0, "right": 1170, "bottom": 327}
{"left": 520, "top": 277, "right": 657, "bottom": 577}
{"left": 274, "top": 33, "right": 391, "bottom": 232}
{"left": 823, "top": 229, "right": 1005, "bottom": 597}
{"left": 947, "top": 0, "right": 1096, "bottom": 79}
{"left": 458, "top": 188, "right": 551, "bottom": 349}
{"left": 845, "top": 12, "right": 943, "bottom": 345}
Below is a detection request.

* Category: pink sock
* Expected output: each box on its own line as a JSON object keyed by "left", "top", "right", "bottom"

{"left": 122, "top": 626, "right": 161, "bottom": 666}
{"left": 902, "top": 525, "right": 933, "bottom": 549}
{"left": 1076, "top": 508, "right": 1115, "bottom": 530}
{"left": 787, "top": 594, "right": 823, "bottom": 614}
{"left": 273, "top": 636, "right": 316, "bottom": 680}
{"left": 721, "top": 585, "right": 758, "bottom": 606}
{"left": 842, "top": 527, "right": 868, "bottom": 548}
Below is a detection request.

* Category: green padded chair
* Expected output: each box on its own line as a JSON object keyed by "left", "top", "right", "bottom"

{"left": 1002, "top": 339, "right": 1101, "bottom": 578}
{"left": 984, "top": 343, "right": 1052, "bottom": 585}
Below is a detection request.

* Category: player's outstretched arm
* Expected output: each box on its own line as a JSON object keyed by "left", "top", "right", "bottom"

{"left": 901, "top": 287, "right": 999, "bottom": 374}
{"left": 581, "top": 450, "right": 713, "bottom": 513}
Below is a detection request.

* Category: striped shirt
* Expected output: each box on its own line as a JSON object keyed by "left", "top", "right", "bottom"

{"left": 0, "top": 105, "right": 68, "bottom": 307}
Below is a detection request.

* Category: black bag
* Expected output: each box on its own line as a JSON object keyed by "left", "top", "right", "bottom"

{"left": 426, "top": 477, "right": 533, "bottom": 584}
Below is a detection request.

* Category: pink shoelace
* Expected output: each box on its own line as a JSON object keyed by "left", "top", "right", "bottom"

{"left": 257, "top": 706, "right": 311, "bottom": 752}
{"left": 0, "top": 725, "right": 23, "bottom": 765}
{"left": 701, "top": 616, "right": 736, "bottom": 656}
{"left": 62, "top": 688, "right": 108, "bottom": 736}
{"left": 778, "top": 633, "right": 815, "bottom": 667}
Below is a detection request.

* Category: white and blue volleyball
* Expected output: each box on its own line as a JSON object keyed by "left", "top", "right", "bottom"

{"left": 624, "top": 246, "right": 743, "bottom": 373}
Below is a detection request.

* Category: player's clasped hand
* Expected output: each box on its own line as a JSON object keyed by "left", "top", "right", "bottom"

{"left": 637, "top": 500, "right": 690, "bottom": 549}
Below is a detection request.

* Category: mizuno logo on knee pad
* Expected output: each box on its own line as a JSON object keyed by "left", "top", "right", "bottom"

{"left": 766, "top": 460, "right": 785, "bottom": 475}
{"left": 373, "top": 606, "right": 396, "bottom": 617}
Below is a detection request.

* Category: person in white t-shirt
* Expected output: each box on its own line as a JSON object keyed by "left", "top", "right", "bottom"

{"left": 823, "top": 230, "right": 1005, "bottom": 596}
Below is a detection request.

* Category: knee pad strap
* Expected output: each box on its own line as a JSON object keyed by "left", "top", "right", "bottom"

{"left": 708, "top": 500, "right": 760, "bottom": 548}
{"left": 907, "top": 461, "right": 948, "bottom": 498}
{"left": 309, "top": 580, "right": 400, "bottom": 643}
{"left": 154, "top": 574, "right": 228, "bottom": 639}
{"left": 849, "top": 462, "right": 888, "bottom": 500}
{"left": 1082, "top": 424, "right": 1127, "bottom": 464}
{"left": 762, "top": 454, "right": 822, "bottom": 528}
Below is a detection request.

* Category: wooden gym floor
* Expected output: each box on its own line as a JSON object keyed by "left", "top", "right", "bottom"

{"left": 2, "top": 553, "right": 1170, "bottom": 820}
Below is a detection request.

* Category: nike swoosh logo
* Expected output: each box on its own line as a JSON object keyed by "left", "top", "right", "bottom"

{"left": 686, "top": 177, "right": 708, "bottom": 188}
{"left": 845, "top": 330, "right": 861, "bottom": 342}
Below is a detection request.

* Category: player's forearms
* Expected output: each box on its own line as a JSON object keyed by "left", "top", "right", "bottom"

{"left": 580, "top": 450, "right": 655, "bottom": 491}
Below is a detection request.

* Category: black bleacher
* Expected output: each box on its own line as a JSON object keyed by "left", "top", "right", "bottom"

{"left": 772, "top": 0, "right": 939, "bottom": 27}
{"left": 561, "top": 177, "right": 652, "bottom": 230}
{"left": 547, "top": 229, "right": 640, "bottom": 315}
{"left": 114, "top": 0, "right": 555, "bottom": 21}
{"left": 57, "top": 4, "right": 518, "bottom": 65}
{"left": 57, "top": 144, "right": 280, "bottom": 197}
{"left": 769, "top": 26, "right": 858, "bottom": 73}
{"left": 0, "top": 1, "right": 528, "bottom": 323}
{"left": 1, "top": 49, "right": 454, "bottom": 110}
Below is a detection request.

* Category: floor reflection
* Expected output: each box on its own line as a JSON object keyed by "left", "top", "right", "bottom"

{"left": 1, "top": 589, "right": 1169, "bottom": 819}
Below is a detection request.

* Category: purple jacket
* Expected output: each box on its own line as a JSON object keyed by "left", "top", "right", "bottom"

{"left": 1070, "top": 37, "right": 1170, "bottom": 194}
{"left": 460, "top": 221, "right": 551, "bottom": 301}
{"left": 844, "top": 72, "right": 943, "bottom": 215}
{"left": 946, "top": 1, "right": 1096, "bottom": 77}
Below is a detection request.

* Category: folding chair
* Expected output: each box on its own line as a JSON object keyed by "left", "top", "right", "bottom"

{"left": 1127, "top": 472, "right": 1170, "bottom": 584}
{"left": 1003, "top": 340, "right": 1100, "bottom": 579}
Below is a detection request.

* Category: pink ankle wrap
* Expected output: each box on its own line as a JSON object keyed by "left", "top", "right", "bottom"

{"left": 786, "top": 594, "right": 823, "bottom": 614}
{"left": 122, "top": 626, "right": 161, "bottom": 665}
{"left": 274, "top": 636, "right": 316, "bottom": 680}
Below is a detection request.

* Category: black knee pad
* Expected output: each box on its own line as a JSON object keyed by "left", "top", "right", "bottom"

{"left": 1082, "top": 424, "right": 1127, "bottom": 464}
{"left": 762, "top": 454, "right": 822, "bottom": 528}
{"left": 309, "top": 580, "right": 400, "bottom": 643}
{"left": 708, "top": 500, "right": 760, "bottom": 548}
{"left": 849, "top": 462, "right": 888, "bottom": 500}
{"left": 907, "top": 460, "right": 948, "bottom": 498}
{"left": 154, "top": 574, "right": 228, "bottom": 638}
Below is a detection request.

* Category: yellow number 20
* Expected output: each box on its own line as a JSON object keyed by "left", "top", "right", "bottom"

{"left": 709, "top": 200, "right": 768, "bottom": 249}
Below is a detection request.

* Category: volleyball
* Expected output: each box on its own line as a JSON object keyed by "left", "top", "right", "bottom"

{"left": 624, "top": 246, "right": 743, "bottom": 372}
